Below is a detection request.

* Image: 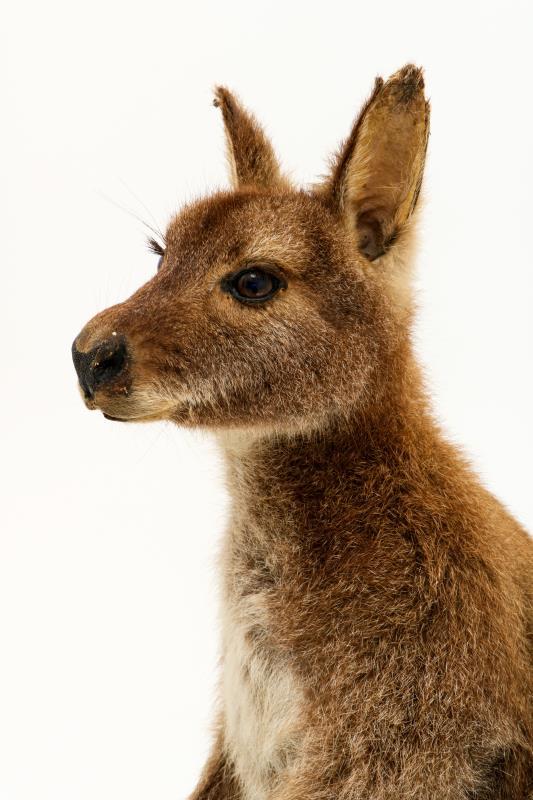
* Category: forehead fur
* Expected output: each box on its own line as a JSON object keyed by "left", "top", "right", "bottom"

{"left": 164, "top": 189, "right": 349, "bottom": 280}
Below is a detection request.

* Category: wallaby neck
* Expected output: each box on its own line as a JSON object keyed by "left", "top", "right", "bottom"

{"left": 218, "top": 357, "right": 439, "bottom": 560}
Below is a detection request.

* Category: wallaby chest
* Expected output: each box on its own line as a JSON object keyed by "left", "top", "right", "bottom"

{"left": 220, "top": 542, "right": 303, "bottom": 800}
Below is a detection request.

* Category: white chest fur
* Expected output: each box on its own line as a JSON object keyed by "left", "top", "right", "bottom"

{"left": 221, "top": 592, "right": 303, "bottom": 800}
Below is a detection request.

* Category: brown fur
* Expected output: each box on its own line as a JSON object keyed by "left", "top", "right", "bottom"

{"left": 72, "top": 66, "right": 533, "bottom": 798}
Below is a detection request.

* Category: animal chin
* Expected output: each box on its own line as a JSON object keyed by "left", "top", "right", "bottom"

{"left": 102, "top": 412, "right": 130, "bottom": 422}
{"left": 101, "top": 407, "right": 167, "bottom": 422}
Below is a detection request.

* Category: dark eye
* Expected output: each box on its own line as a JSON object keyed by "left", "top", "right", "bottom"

{"left": 225, "top": 268, "right": 283, "bottom": 304}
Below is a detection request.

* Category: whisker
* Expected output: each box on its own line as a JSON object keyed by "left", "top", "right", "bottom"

{"left": 97, "top": 190, "right": 166, "bottom": 245}
{"left": 134, "top": 422, "right": 166, "bottom": 466}
{"left": 117, "top": 178, "right": 165, "bottom": 240}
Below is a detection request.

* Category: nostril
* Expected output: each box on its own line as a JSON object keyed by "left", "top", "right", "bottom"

{"left": 72, "top": 334, "right": 129, "bottom": 398}
{"left": 92, "top": 338, "right": 127, "bottom": 387}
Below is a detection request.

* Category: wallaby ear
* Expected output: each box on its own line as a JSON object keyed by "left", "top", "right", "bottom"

{"left": 213, "top": 87, "right": 288, "bottom": 190}
{"left": 321, "top": 65, "right": 430, "bottom": 261}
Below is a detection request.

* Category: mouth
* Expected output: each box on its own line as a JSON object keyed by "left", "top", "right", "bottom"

{"left": 77, "top": 380, "right": 191, "bottom": 424}
{"left": 101, "top": 409, "right": 164, "bottom": 423}
{"left": 78, "top": 384, "right": 154, "bottom": 422}
{"left": 100, "top": 406, "right": 181, "bottom": 423}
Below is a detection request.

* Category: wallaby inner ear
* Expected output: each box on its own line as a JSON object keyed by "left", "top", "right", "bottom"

{"left": 213, "top": 87, "right": 289, "bottom": 191}
{"left": 321, "top": 65, "right": 430, "bottom": 261}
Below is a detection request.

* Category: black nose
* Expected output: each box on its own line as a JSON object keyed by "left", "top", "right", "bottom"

{"left": 72, "top": 335, "right": 128, "bottom": 398}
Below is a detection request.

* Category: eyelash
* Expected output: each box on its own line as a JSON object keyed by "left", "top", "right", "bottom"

{"left": 147, "top": 237, "right": 165, "bottom": 256}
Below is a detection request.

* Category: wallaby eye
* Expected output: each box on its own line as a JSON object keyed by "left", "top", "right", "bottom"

{"left": 225, "top": 268, "right": 283, "bottom": 304}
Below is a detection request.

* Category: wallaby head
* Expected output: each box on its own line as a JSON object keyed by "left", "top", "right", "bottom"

{"left": 72, "top": 65, "right": 429, "bottom": 433}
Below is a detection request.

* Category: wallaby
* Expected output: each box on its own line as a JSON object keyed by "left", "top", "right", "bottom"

{"left": 72, "top": 65, "right": 532, "bottom": 798}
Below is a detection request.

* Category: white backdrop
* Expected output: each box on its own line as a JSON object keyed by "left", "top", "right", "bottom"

{"left": 3, "top": 1, "right": 532, "bottom": 798}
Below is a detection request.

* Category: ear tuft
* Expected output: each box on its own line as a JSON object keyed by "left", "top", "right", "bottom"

{"left": 212, "top": 86, "right": 233, "bottom": 111}
{"left": 389, "top": 63, "right": 425, "bottom": 104}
